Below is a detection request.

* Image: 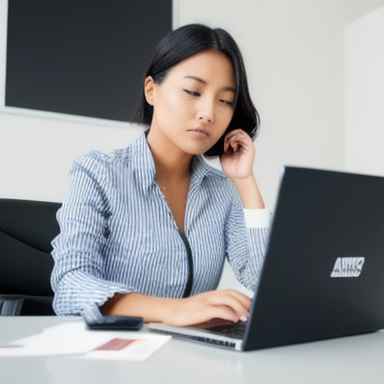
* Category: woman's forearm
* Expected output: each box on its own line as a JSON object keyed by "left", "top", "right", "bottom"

{"left": 230, "top": 174, "right": 265, "bottom": 209}
{"left": 101, "top": 292, "right": 178, "bottom": 323}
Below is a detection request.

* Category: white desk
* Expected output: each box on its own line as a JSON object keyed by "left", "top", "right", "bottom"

{"left": 1, "top": 316, "right": 384, "bottom": 384}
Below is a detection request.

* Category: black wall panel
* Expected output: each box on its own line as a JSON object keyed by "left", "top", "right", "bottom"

{"left": 6, "top": 0, "right": 172, "bottom": 122}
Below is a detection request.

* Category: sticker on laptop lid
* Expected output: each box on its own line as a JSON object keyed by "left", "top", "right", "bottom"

{"left": 330, "top": 257, "right": 365, "bottom": 278}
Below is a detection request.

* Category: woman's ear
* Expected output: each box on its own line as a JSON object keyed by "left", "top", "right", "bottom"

{"left": 144, "top": 76, "right": 156, "bottom": 106}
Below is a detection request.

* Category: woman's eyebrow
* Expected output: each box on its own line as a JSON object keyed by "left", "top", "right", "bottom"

{"left": 184, "top": 75, "right": 206, "bottom": 84}
{"left": 183, "top": 75, "right": 236, "bottom": 93}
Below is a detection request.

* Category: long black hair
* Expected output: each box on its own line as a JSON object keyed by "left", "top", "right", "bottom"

{"left": 133, "top": 24, "right": 260, "bottom": 156}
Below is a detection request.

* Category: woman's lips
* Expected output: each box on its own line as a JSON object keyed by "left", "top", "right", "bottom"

{"left": 188, "top": 128, "right": 210, "bottom": 139}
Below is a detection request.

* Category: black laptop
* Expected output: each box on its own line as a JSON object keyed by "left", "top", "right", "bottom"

{"left": 148, "top": 166, "right": 384, "bottom": 351}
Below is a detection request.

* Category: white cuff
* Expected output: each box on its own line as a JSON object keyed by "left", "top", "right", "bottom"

{"left": 244, "top": 208, "right": 270, "bottom": 228}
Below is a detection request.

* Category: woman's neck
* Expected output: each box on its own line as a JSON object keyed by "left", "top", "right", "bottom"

{"left": 146, "top": 127, "right": 193, "bottom": 181}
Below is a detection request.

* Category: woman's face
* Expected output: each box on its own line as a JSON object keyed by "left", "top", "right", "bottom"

{"left": 145, "top": 50, "right": 236, "bottom": 155}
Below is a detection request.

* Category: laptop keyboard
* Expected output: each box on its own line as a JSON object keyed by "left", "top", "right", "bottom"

{"left": 205, "top": 321, "right": 247, "bottom": 340}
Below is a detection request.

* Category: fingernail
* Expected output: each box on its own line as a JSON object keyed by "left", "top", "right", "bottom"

{"left": 240, "top": 315, "right": 248, "bottom": 322}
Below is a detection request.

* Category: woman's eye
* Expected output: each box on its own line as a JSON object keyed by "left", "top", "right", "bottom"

{"left": 220, "top": 99, "right": 234, "bottom": 107}
{"left": 184, "top": 89, "right": 200, "bottom": 97}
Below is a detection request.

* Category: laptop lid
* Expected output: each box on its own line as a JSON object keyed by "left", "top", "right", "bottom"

{"left": 243, "top": 166, "right": 384, "bottom": 350}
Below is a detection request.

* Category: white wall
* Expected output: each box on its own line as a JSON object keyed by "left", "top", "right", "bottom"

{"left": 345, "top": 6, "right": 384, "bottom": 176}
{"left": 0, "top": 111, "right": 144, "bottom": 202}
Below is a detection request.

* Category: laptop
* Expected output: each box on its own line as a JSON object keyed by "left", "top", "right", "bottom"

{"left": 148, "top": 166, "right": 384, "bottom": 351}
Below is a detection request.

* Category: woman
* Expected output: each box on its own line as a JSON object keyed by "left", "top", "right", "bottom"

{"left": 51, "top": 24, "right": 270, "bottom": 326}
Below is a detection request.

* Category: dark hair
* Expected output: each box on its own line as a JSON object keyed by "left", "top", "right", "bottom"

{"left": 133, "top": 24, "right": 260, "bottom": 156}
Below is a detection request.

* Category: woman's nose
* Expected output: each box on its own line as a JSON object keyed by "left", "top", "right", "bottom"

{"left": 198, "top": 113, "right": 212, "bottom": 123}
{"left": 197, "top": 101, "right": 214, "bottom": 123}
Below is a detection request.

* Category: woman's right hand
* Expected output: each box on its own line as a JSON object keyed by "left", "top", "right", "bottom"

{"left": 167, "top": 289, "right": 251, "bottom": 326}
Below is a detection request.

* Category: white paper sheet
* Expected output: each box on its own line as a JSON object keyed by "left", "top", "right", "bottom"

{"left": 0, "top": 321, "right": 171, "bottom": 361}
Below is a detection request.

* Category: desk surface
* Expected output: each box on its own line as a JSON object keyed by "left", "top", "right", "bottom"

{"left": 1, "top": 316, "right": 384, "bottom": 384}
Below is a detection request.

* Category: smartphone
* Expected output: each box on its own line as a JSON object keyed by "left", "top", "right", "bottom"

{"left": 83, "top": 314, "right": 143, "bottom": 331}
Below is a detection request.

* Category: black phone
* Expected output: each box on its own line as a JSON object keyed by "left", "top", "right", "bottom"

{"left": 83, "top": 314, "right": 143, "bottom": 331}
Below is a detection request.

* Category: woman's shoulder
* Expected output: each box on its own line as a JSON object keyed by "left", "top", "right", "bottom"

{"left": 73, "top": 134, "right": 146, "bottom": 170}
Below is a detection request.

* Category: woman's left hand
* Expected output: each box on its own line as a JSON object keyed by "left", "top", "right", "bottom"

{"left": 220, "top": 129, "right": 265, "bottom": 209}
{"left": 220, "top": 129, "right": 255, "bottom": 181}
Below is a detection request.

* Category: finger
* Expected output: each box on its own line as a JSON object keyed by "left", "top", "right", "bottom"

{"left": 224, "top": 136, "right": 242, "bottom": 154}
{"left": 224, "top": 289, "right": 252, "bottom": 310}
{"left": 208, "top": 291, "right": 251, "bottom": 322}
{"left": 224, "top": 129, "right": 244, "bottom": 151}
{"left": 220, "top": 290, "right": 251, "bottom": 320}
{"left": 205, "top": 305, "right": 241, "bottom": 323}
{"left": 174, "top": 291, "right": 251, "bottom": 326}
{"left": 226, "top": 128, "right": 245, "bottom": 139}
{"left": 225, "top": 132, "right": 251, "bottom": 154}
{"left": 179, "top": 293, "right": 241, "bottom": 325}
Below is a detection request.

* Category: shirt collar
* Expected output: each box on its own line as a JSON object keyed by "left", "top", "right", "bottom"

{"left": 131, "top": 134, "right": 157, "bottom": 193}
{"left": 131, "top": 134, "right": 226, "bottom": 193}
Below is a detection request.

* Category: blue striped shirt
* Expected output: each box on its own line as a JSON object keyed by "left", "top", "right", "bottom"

{"left": 51, "top": 134, "right": 269, "bottom": 316}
